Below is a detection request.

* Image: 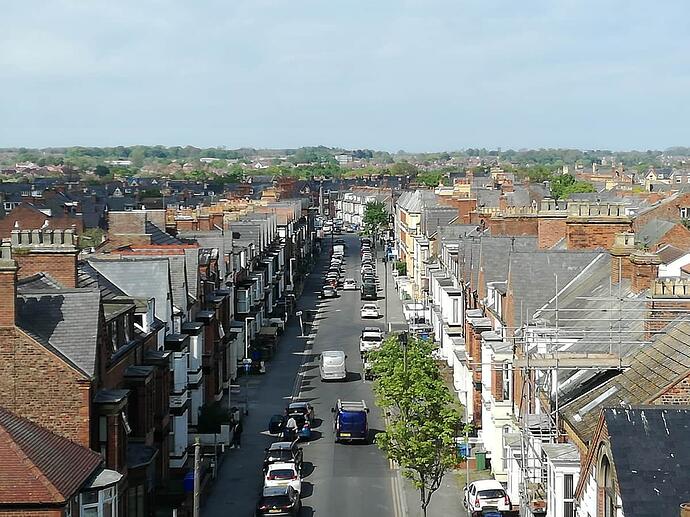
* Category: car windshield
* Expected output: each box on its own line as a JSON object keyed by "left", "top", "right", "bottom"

{"left": 363, "top": 305, "right": 377, "bottom": 310}
{"left": 478, "top": 489, "right": 505, "bottom": 498}
{"left": 261, "top": 495, "right": 291, "bottom": 506}
{"left": 269, "top": 469, "right": 296, "bottom": 480}
{"left": 362, "top": 335, "right": 381, "bottom": 342}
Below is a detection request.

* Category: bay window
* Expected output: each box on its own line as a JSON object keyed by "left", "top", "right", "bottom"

{"left": 80, "top": 486, "right": 117, "bottom": 517}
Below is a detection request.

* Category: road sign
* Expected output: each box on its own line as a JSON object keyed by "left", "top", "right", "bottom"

{"left": 296, "top": 310, "right": 303, "bottom": 316}
{"left": 242, "top": 358, "right": 252, "bottom": 365}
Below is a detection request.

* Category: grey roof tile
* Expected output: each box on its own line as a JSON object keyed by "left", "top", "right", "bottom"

{"left": 605, "top": 406, "right": 690, "bottom": 516}
{"left": 17, "top": 289, "right": 101, "bottom": 377}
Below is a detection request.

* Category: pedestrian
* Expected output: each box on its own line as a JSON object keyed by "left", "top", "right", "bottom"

{"left": 231, "top": 419, "right": 243, "bottom": 448}
{"left": 284, "top": 415, "right": 298, "bottom": 441}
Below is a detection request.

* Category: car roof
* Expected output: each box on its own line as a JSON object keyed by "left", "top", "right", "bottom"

{"left": 322, "top": 350, "right": 345, "bottom": 357}
{"left": 268, "top": 441, "right": 293, "bottom": 450}
{"left": 262, "top": 486, "right": 290, "bottom": 496}
{"left": 289, "top": 401, "right": 308, "bottom": 407}
{"left": 362, "top": 303, "right": 378, "bottom": 308}
{"left": 268, "top": 462, "right": 297, "bottom": 470}
{"left": 471, "top": 480, "right": 504, "bottom": 491}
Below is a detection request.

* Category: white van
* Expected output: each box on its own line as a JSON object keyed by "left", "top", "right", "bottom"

{"left": 320, "top": 351, "right": 347, "bottom": 381}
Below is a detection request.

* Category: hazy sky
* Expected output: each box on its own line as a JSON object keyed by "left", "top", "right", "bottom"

{"left": 1, "top": 0, "right": 689, "bottom": 151}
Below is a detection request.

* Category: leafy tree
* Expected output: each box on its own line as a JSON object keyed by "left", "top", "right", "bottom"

{"left": 390, "top": 161, "right": 418, "bottom": 177}
{"left": 94, "top": 165, "right": 110, "bottom": 177}
{"left": 363, "top": 201, "right": 389, "bottom": 233}
{"left": 372, "top": 335, "right": 460, "bottom": 517}
{"left": 550, "top": 173, "right": 595, "bottom": 199}
{"left": 394, "top": 260, "right": 407, "bottom": 276}
{"left": 130, "top": 147, "right": 146, "bottom": 168}
{"left": 417, "top": 171, "right": 443, "bottom": 187}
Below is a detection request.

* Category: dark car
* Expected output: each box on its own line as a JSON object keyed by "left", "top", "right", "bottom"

{"left": 263, "top": 441, "right": 304, "bottom": 471}
{"left": 269, "top": 414, "right": 286, "bottom": 435}
{"left": 256, "top": 486, "right": 301, "bottom": 517}
{"left": 321, "top": 285, "right": 337, "bottom": 298}
{"left": 288, "top": 402, "right": 315, "bottom": 422}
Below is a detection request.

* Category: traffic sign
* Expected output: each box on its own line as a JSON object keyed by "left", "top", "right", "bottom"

{"left": 242, "top": 358, "right": 252, "bottom": 365}
{"left": 296, "top": 311, "right": 303, "bottom": 316}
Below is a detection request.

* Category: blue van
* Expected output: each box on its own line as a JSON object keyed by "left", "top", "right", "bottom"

{"left": 332, "top": 400, "right": 369, "bottom": 443}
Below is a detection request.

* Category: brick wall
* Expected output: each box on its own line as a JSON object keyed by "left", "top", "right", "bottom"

{"left": 630, "top": 253, "right": 660, "bottom": 293}
{"left": 633, "top": 192, "right": 690, "bottom": 231}
{"left": 537, "top": 216, "right": 567, "bottom": 249}
{"left": 108, "top": 211, "right": 147, "bottom": 234}
{"left": 566, "top": 221, "right": 633, "bottom": 250}
{"left": 438, "top": 197, "right": 477, "bottom": 224}
{"left": 488, "top": 216, "right": 539, "bottom": 237}
{"left": 0, "top": 327, "right": 91, "bottom": 447}
{"left": 655, "top": 224, "right": 690, "bottom": 251}
{"left": 14, "top": 252, "right": 78, "bottom": 288}
{"left": 491, "top": 364, "right": 504, "bottom": 401}
{"left": 654, "top": 374, "right": 690, "bottom": 405}
{"left": 0, "top": 510, "right": 63, "bottom": 516}
{"left": 0, "top": 265, "right": 17, "bottom": 327}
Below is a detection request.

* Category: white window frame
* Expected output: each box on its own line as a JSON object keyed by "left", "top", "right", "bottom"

{"left": 80, "top": 486, "right": 118, "bottom": 517}
{"left": 563, "top": 473, "right": 575, "bottom": 517}
{"left": 236, "top": 289, "right": 250, "bottom": 313}
{"left": 680, "top": 207, "right": 690, "bottom": 219}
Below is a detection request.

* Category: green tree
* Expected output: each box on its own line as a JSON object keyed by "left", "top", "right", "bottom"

{"left": 551, "top": 173, "right": 595, "bottom": 199}
{"left": 417, "top": 171, "right": 443, "bottom": 187}
{"left": 372, "top": 335, "right": 460, "bottom": 517}
{"left": 390, "top": 161, "right": 418, "bottom": 177}
{"left": 363, "top": 201, "right": 389, "bottom": 233}
{"left": 130, "top": 147, "right": 146, "bottom": 168}
{"left": 94, "top": 164, "right": 110, "bottom": 177}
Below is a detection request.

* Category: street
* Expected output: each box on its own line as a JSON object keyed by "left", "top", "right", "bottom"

{"left": 204, "top": 233, "right": 402, "bottom": 517}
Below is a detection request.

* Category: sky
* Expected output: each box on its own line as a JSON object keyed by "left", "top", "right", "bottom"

{"left": 1, "top": 0, "right": 689, "bottom": 151}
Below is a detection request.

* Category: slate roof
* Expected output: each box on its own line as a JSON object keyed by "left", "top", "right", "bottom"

{"left": 560, "top": 321, "right": 690, "bottom": 445}
{"left": 178, "top": 230, "right": 231, "bottom": 281}
{"left": 87, "top": 258, "right": 172, "bottom": 323}
{"left": 479, "top": 236, "right": 538, "bottom": 287}
{"left": 77, "top": 261, "right": 129, "bottom": 300}
{"left": 507, "top": 250, "right": 603, "bottom": 329}
{"left": 120, "top": 254, "right": 188, "bottom": 311}
{"left": 421, "top": 206, "right": 458, "bottom": 238}
{"left": 16, "top": 272, "right": 63, "bottom": 290}
{"left": 436, "top": 224, "right": 486, "bottom": 240}
{"left": 145, "top": 221, "right": 184, "bottom": 245}
{"left": 0, "top": 407, "right": 103, "bottom": 504}
{"left": 604, "top": 406, "right": 690, "bottom": 517}
{"left": 396, "top": 190, "right": 439, "bottom": 213}
{"left": 636, "top": 219, "right": 676, "bottom": 248}
{"left": 16, "top": 288, "right": 101, "bottom": 377}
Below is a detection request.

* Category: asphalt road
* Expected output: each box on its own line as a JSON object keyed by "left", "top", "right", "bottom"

{"left": 204, "top": 233, "right": 402, "bottom": 517}
{"left": 294, "top": 233, "right": 400, "bottom": 517}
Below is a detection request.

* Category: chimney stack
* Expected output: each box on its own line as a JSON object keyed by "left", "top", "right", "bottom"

{"left": 10, "top": 229, "right": 79, "bottom": 288}
{"left": 0, "top": 240, "right": 18, "bottom": 327}
{"left": 610, "top": 232, "right": 636, "bottom": 284}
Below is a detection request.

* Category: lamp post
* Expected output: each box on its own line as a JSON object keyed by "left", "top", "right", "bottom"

{"left": 243, "top": 316, "right": 255, "bottom": 416}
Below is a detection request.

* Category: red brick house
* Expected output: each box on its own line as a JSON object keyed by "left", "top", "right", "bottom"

{"left": 0, "top": 406, "right": 120, "bottom": 517}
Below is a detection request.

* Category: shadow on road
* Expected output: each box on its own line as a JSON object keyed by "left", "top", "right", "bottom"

{"left": 305, "top": 430, "right": 323, "bottom": 442}
{"left": 300, "top": 482, "right": 314, "bottom": 498}
{"left": 301, "top": 461, "right": 315, "bottom": 477}
{"left": 299, "top": 505, "right": 315, "bottom": 516}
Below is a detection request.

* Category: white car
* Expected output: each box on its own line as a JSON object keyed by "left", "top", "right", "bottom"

{"left": 264, "top": 462, "right": 302, "bottom": 494}
{"left": 359, "top": 331, "right": 383, "bottom": 354}
{"left": 360, "top": 304, "right": 380, "bottom": 319}
{"left": 343, "top": 278, "right": 357, "bottom": 290}
{"left": 463, "top": 480, "right": 512, "bottom": 514}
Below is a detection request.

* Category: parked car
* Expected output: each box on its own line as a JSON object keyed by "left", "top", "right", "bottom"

{"left": 264, "top": 463, "right": 302, "bottom": 494}
{"left": 360, "top": 304, "right": 380, "bottom": 318}
{"left": 268, "top": 414, "right": 286, "bottom": 435}
{"left": 321, "top": 285, "right": 337, "bottom": 298}
{"left": 343, "top": 278, "right": 357, "bottom": 290}
{"left": 284, "top": 412, "right": 311, "bottom": 441}
{"left": 256, "top": 486, "right": 301, "bottom": 517}
{"left": 463, "top": 480, "right": 512, "bottom": 516}
{"left": 263, "top": 441, "right": 303, "bottom": 472}
{"left": 287, "top": 401, "right": 315, "bottom": 422}
{"left": 359, "top": 330, "right": 383, "bottom": 354}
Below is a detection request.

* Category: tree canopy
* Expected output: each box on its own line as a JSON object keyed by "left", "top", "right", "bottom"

{"left": 372, "top": 334, "right": 460, "bottom": 516}
{"left": 363, "top": 201, "right": 389, "bottom": 232}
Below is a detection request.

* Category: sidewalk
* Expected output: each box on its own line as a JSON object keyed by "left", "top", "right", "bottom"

{"left": 202, "top": 254, "right": 325, "bottom": 516}
{"left": 377, "top": 257, "right": 467, "bottom": 517}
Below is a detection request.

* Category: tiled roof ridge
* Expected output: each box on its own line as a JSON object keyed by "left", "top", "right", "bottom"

{"left": 18, "top": 287, "right": 100, "bottom": 296}
{"left": 16, "top": 272, "right": 63, "bottom": 287}
{"left": 0, "top": 413, "right": 64, "bottom": 502}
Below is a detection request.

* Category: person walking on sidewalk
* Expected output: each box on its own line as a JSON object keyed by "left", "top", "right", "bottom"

{"left": 284, "top": 415, "right": 298, "bottom": 441}
{"left": 231, "top": 420, "right": 243, "bottom": 448}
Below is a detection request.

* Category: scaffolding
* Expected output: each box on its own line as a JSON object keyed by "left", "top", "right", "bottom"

{"left": 512, "top": 271, "right": 690, "bottom": 516}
